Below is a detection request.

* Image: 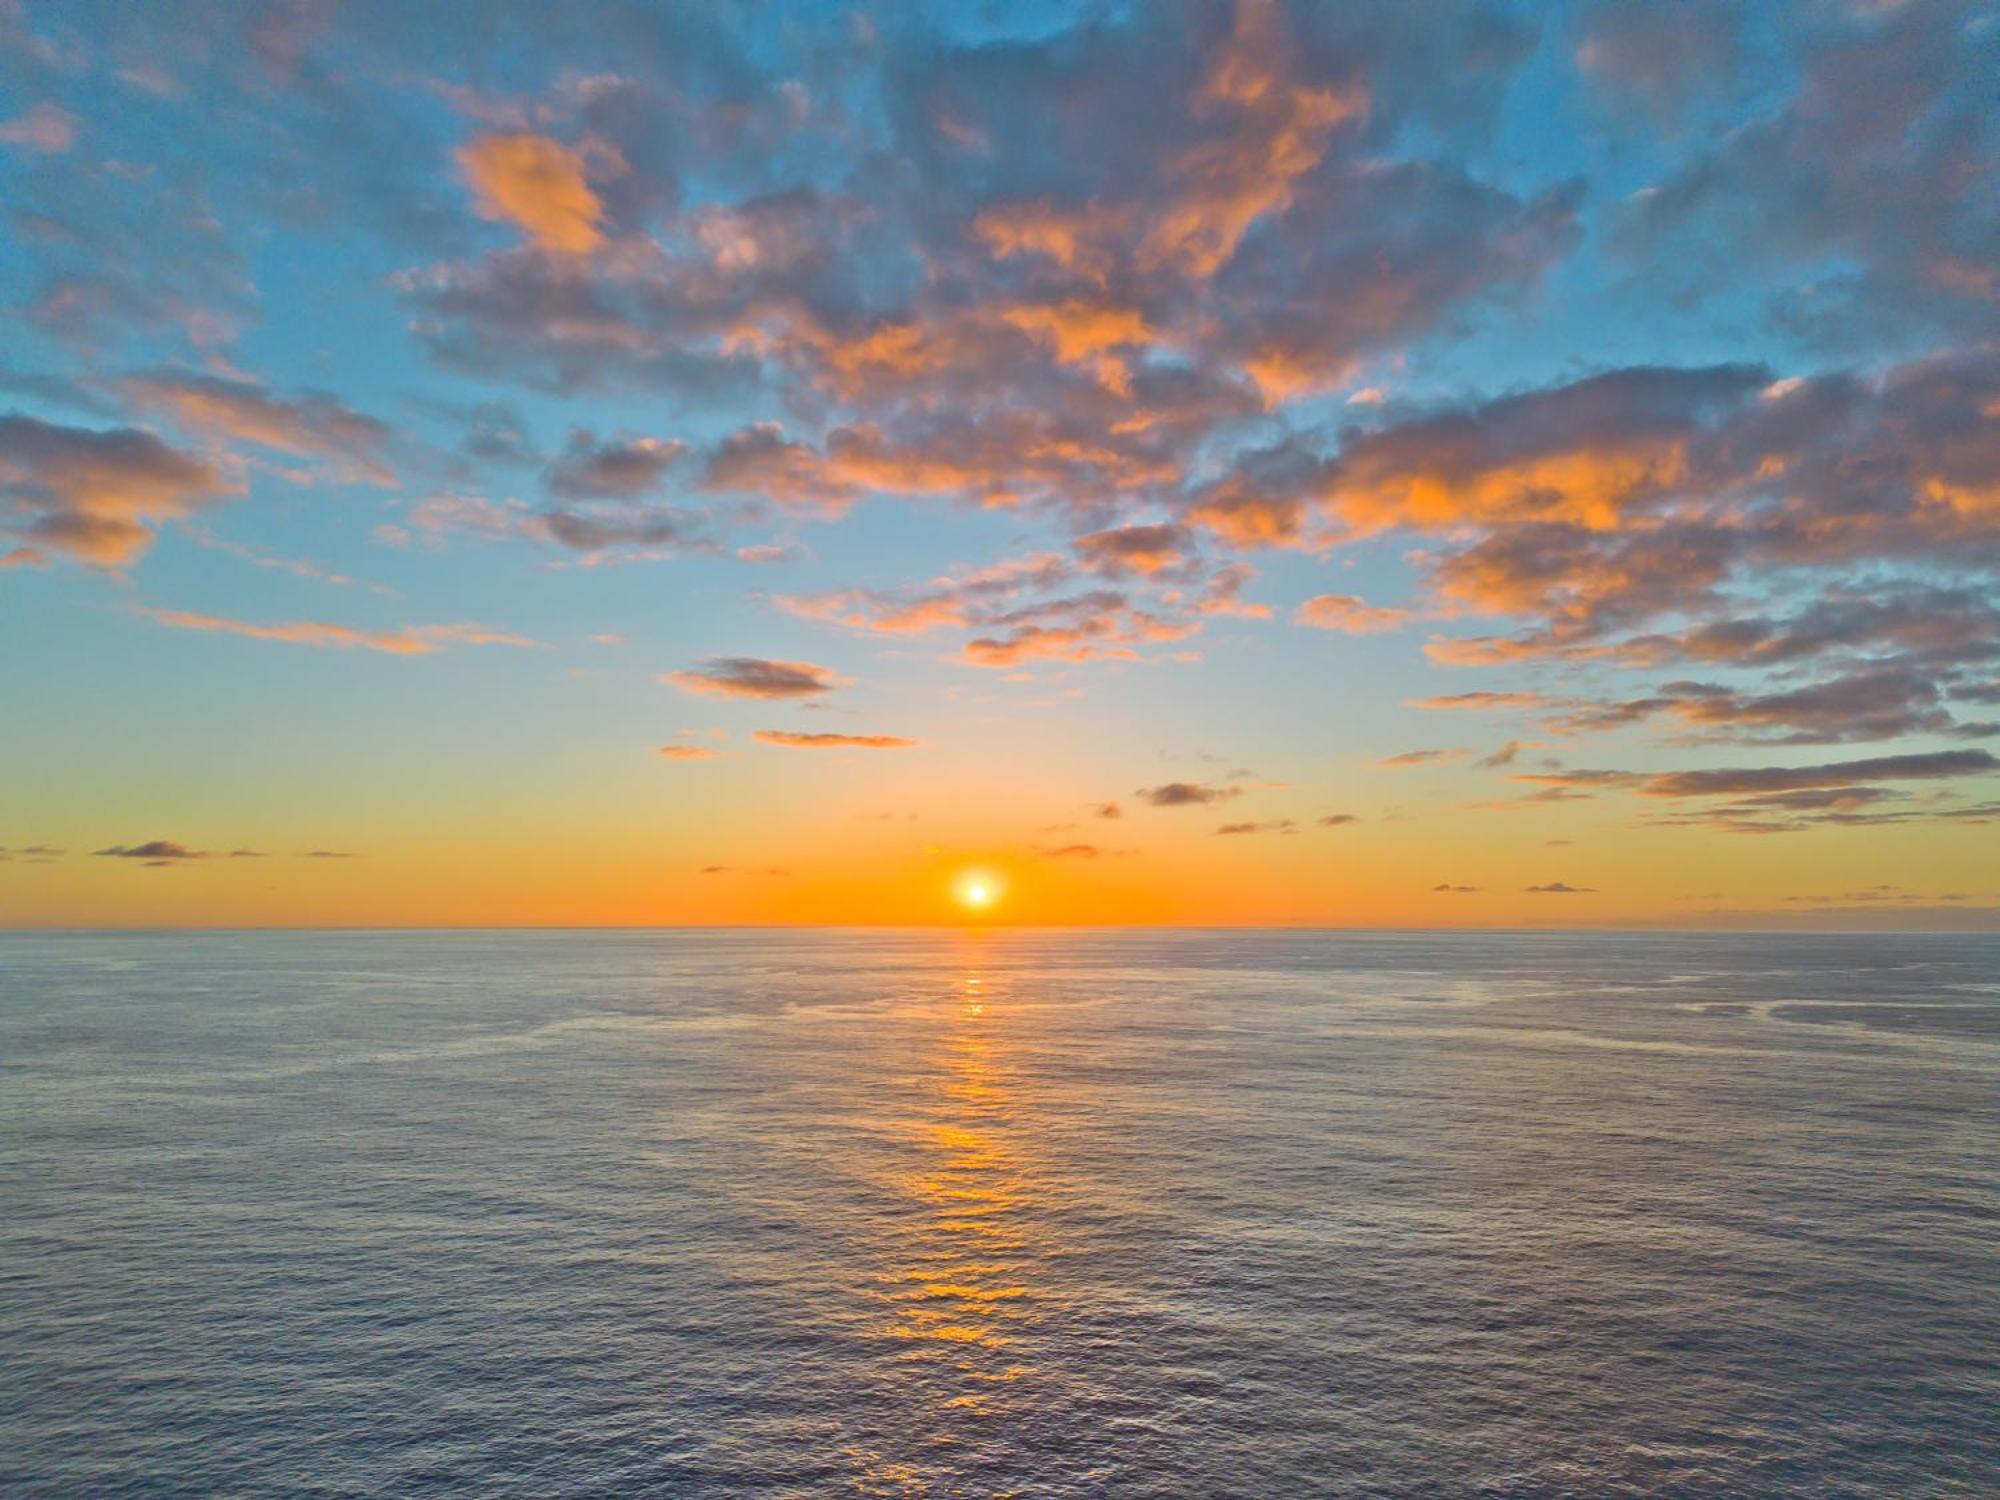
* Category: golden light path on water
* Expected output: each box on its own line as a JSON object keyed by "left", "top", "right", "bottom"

{"left": 848, "top": 962, "right": 1043, "bottom": 1491}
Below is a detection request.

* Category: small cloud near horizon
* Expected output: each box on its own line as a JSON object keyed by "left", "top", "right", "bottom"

{"left": 667, "top": 657, "right": 848, "bottom": 699}
{"left": 1136, "top": 781, "right": 1242, "bottom": 807}
{"left": 1382, "top": 749, "right": 1468, "bottom": 768}
{"left": 754, "top": 729, "right": 917, "bottom": 749}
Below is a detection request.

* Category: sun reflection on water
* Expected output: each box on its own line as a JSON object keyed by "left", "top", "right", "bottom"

{"left": 874, "top": 969, "right": 1039, "bottom": 1420}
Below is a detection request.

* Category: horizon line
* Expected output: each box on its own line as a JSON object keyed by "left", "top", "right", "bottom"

{"left": 4, "top": 921, "right": 1995, "bottom": 937}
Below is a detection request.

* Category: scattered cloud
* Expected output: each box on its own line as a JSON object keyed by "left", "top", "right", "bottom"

{"left": 666, "top": 657, "right": 847, "bottom": 699}
{"left": 1295, "top": 593, "right": 1413, "bottom": 634}
{"left": 122, "top": 369, "right": 394, "bottom": 483}
{"left": 1, "top": 414, "right": 233, "bottom": 567}
{"left": 545, "top": 430, "right": 686, "bottom": 499}
{"left": 1135, "top": 781, "right": 1242, "bottom": 807}
{"left": 141, "top": 608, "right": 538, "bottom": 654}
{"left": 753, "top": 730, "right": 917, "bottom": 749}
{"left": 1409, "top": 691, "right": 1558, "bottom": 712}
{"left": 0, "top": 102, "right": 79, "bottom": 153}
{"left": 92, "top": 840, "right": 264, "bottom": 866}
{"left": 457, "top": 132, "right": 608, "bottom": 255}
{"left": 1380, "top": 748, "right": 1468, "bottom": 768}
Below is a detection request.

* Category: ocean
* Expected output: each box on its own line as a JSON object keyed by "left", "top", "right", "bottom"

{"left": 3, "top": 929, "right": 1996, "bottom": 1496}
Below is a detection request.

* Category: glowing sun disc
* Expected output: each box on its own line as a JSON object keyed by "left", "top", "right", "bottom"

{"left": 953, "top": 869, "right": 1003, "bottom": 913}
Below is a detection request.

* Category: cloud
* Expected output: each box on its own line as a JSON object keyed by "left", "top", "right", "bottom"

{"left": 666, "top": 657, "right": 847, "bottom": 699}
{"left": 1038, "top": 843, "right": 1104, "bottom": 859}
{"left": 1409, "top": 691, "right": 1558, "bottom": 712}
{"left": 94, "top": 840, "right": 205, "bottom": 860}
{"left": 962, "top": 595, "right": 1197, "bottom": 667}
{"left": 779, "top": 554, "right": 1071, "bottom": 637}
{"left": 657, "top": 745, "right": 723, "bottom": 761}
{"left": 1552, "top": 669, "right": 1984, "bottom": 746}
{"left": 0, "top": 414, "right": 233, "bottom": 566}
{"left": 545, "top": 430, "right": 687, "bottom": 498}
{"left": 141, "top": 608, "right": 538, "bottom": 654}
{"left": 92, "top": 839, "right": 264, "bottom": 865}
{"left": 1135, "top": 781, "right": 1242, "bottom": 807}
{"left": 1215, "top": 819, "right": 1296, "bottom": 835}
{"left": 753, "top": 730, "right": 917, "bottom": 749}
{"left": 1612, "top": 2, "right": 1997, "bottom": 346}
{"left": 1093, "top": 800, "right": 1124, "bottom": 820}
{"left": 1318, "top": 813, "right": 1359, "bottom": 826}
{"left": 1433, "top": 883, "right": 1479, "bottom": 893}
{"left": 457, "top": 132, "right": 609, "bottom": 255}
{"left": 0, "top": 102, "right": 78, "bottom": 153}
{"left": 539, "top": 504, "right": 700, "bottom": 554}
{"left": 1636, "top": 748, "right": 1997, "bottom": 798}
{"left": 1572, "top": 0, "right": 1745, "bottom": 126}
{"left": 1380, "top": 748, "right": 1467, "bottom": 768}
{"left": 121, "top": 370, "right": 394, "bottom": 483}
{"left": 784, "top": 550, "right": 1258, "bottom": 669}
{"left": 1295, "top": 593, "right": 1412, "bottom": 633}
{"left": 303, "top": 850, "right": 361, "bottom": 859}
{"left": 1073, "top": 523, "right": 1194, "bottom": 578}
{"left": 1525, "top": 881, "right": 1594, "bottom": 893}
{"left": 1514, "top": 750, "right": 1999, "bottom": 826}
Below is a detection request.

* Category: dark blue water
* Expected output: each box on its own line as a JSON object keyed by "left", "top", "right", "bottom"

{"left": 4, "top": 930, "right": 1996, "bottom": 1496}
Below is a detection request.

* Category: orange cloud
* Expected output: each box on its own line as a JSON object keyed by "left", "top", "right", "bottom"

{"left": 0, "top": 416, "right": 234, "bottom": 567}
{"left": 753, "top": 730, "right": 918, "bottom": 750}
{"left": 973, "top": 198, "right": 1130, "bottom": 283}
{"left": 122, "top": 371, "right": 394, "bottom": 483}
{"left": 1295, "top": 593, "right": 1411, "bottom": 633}
{"left": 1185, "top": 486, "right": 1308, "bottom": 548}
{"left": 997, "top": 299, "right": 1153, "bottom": 392}
{"left": 657, "top": 745, "right": 724, "bottom": 761}
{"left": 1073, "top": 523, "right": 1192, "bottom": 577}
{"left": 457, "top": 133, "right": 606, "bottom": 255}
{"left": 1138, "top": 0, "right": 1365, "bottom": 279}
{"left": 1380, "top": 748, "right": 1469, "bottom": 768}
{"left": 142, "top": 608, "right": 538, "bottom": 654}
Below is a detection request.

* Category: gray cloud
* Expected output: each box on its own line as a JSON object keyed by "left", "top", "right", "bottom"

{"left": 666, "top": 656, "right": 847, "bottom": 699}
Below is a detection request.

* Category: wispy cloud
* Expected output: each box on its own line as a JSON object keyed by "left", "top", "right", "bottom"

{"left": 1295, "top": 594, "right": 1412, "bottom": 634}
{"left": 141, "top": 608, "right": 539, "bottom": 654}
{"left": 1380, "top": 748, "right": 1468, "bottom": 768}
{"left": 753, "top": 730, "right": 917, "bottom": 750}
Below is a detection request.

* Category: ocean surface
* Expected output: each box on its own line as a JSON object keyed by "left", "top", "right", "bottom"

{"left": 3, "top": 929, "right": 1997, "bottom": 1497}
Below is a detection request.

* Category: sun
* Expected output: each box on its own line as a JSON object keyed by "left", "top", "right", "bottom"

{"left": 952, "top": 868, "right": 1004, "bottom": 915}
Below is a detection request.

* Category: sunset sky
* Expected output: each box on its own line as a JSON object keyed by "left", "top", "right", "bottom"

{"left": 3, "top": 0, "right": 1996, "bottom": 928}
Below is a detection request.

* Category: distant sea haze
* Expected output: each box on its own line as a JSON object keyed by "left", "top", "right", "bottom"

{"left": 5, "top": 929, "right": 1997, "bottom": 1495}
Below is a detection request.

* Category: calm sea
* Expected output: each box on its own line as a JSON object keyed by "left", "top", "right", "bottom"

{"left": 3, "top": 929, "right": 1996, "bottom": 1496}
